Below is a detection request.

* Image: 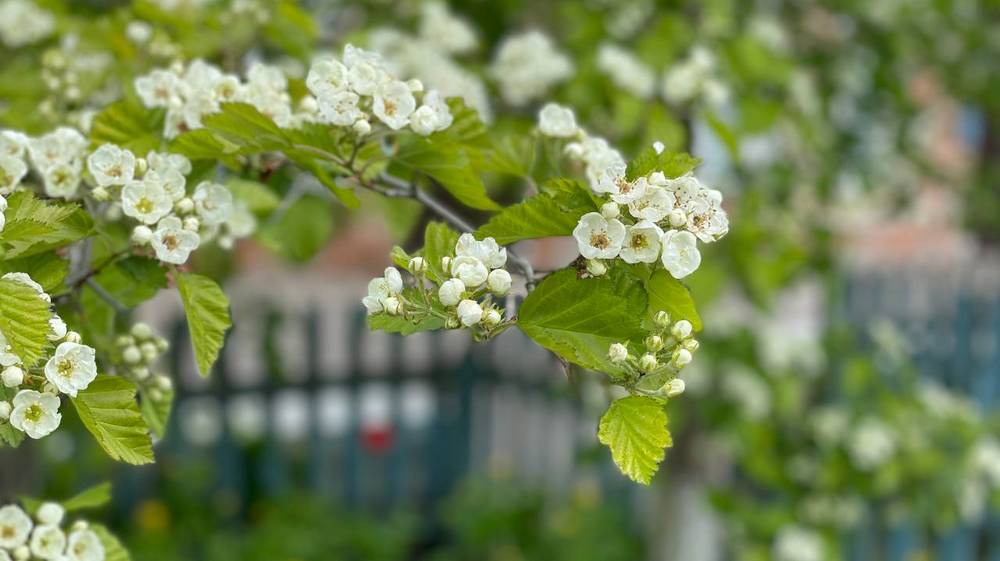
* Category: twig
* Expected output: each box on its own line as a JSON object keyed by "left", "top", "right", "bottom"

{"left": 85, "top": 278, "right": 128, "bottom": 313}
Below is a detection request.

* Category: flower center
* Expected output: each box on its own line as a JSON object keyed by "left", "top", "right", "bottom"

{"left": 383, "top": 99, "right": 397, "bottom": 116}
{"left": 57, "top": 358, "right": 74, "bottom": 379}
{"left": 163, "top": 234, "right": 179, "bottom": 251}
{"left": 616, "top": 177, "right": 632, "bottom": 194}
{"left": 1, "top": 526, "right": 14, "bottom": 539}
{"left": 590, "top": 232, "right": 610, "bottom": 249}
{"left": 24, "top": 404, "right": 43, "bottom": 423}
{"left": 136, "top": 197, "right": 154, "bottom": 214}
{"left": 107, "top": 165, "right": 122, "bottom": 178}
{"left": 630, "top": 233, "right": 647, "bottom": 249}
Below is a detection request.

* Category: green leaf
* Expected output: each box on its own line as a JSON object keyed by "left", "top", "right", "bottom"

{"left": 598, "top": 396, "right": 672, "bottom": 484}
{"left": 646, "top": 270, "right": 702, "bottom": 331}
{"left": 226, "top": 178, "right": 281, "bottom": 214}
{"left": 0, "top": 191, "right": 93, "bottom": 259}
{"left": 176, "top": 273, "right": 231, "bottom": 377}
{"left": 395, "top": 138, "right": 499, "bottom": 211}
{"left": 518, "top": 268, "right": 647, "bottom": 372}
{"left": 262, "top": 0, "right": 317, "bottom": 60}
{"left": 169, "top": 102, "right": 288, "bottom": 160}
{"left": 0, "top": 386, "right": 25, "bottom": 447}
{"left": 92, "top": 524, "right": 131, "bottom": 561}
{"left": 89, "top": 97, "right": 165, "bottom": 154}
{"left": 71, "top": 376, "right": 154, "bottom": 465}
{"left": 367, "top": 313, "right": 447, "bottom": 335}
{"left": 0, "top": 252, "right": 68, "bottom": 294}
{"left": 93, "top": 256, "right": 167, "bottom": 307}
{"left": 476, "top": 179, "right": 597, "bottom": 245}
{"left": 626, "top": 148, "right": 701, "bottom": 181}
{"left": 0, "top": 278, "right": 54, "bottom": 367}
{"left": 140, "top": 387, "right": 173, "bottom": 438}
{"left": 256, "top": 195, "right": 335, "bottom": 262}
{"left": 62, "top": 482, "right": 112, "bottom": 511}
{"left": 421, "top": 222, "right": 460, "bottom": 283}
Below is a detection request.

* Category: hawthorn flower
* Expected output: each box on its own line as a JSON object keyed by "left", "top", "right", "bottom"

{"left": 628, "top": 186, "right": 676, "bottom": 222}
{"left": 0, "top": 505, "right": 32, "bottom": 549}
{"left": 29, "top": 524, "right": 66, "bottom": 560}
{"left": 2, "top": 366, "right": 23, "bottom": 387}
{"left": 44, "top": 342, "right": 98, "bottom": 397}
{"left": 146, "top": 150, "right": 192, "bottom": 176}
{"left": 362, "top": 273, "right": 402, "bottom": 315}
{"left": 456, "top": 299, "right": 483, "bottom": 326}
{"left": 596, "top": 44, "right": 656, "bottom": 99}
{"left": 573, "top": 212, "right": 626, "bottom": 259}
{"left": 486, "top": 269, "right": 511, "bottom": 295}
{"left": 121, "top": 178, "right": 172, "bottom": 224}
{"left": 9, "top": 390, "right": 62, "bottom": 439}
{"left": 134, "top": 69, "right": 180, "bottom": 108}
{"left": 35, "top": 503, "right": 63, "bottom": 526}
{"left": 454, "top": 234, "right": 507, "bottom": 269}
{"left": 538, "top": 103, "right": 578, "bottom": 137}
{"left": 848, "top": 418, "right": 896, "bottom": 470}
{"left": 490, "top": 31, "right": 573, "bottom": 106}
{"left": 410, "top": 91, "right": 454, "bottom": 136}
{"left": 660, "top": 229, "right": 701, "bottom": 279}
{"left": 672, "top": 320, "right": 693, "bottom": 339}
{"left": 151, "top": 216, "right": 200, "bottom": 264}
{"left": 192, "top": 181, "right": 233, "bottom": 226}
{"left": 619, "top": 221, "right": 662, "bottom": 264}
{"left": 608, "top": 343, "right": 628, "bottom": 363}
{"left": 87, "top": 144, "right": 136, "bottom": 187}
{"left": 684, "top": 188, "right": 729, "bottom": 243}
{"left": 451, "top": 256, "right": 489, "bottom": 288}
{"left": 41, "top": 162, "right": 83, "bottom": 199}
{"left": 438, "top": 278, "right": 465, "bottom": 307}
{"left": 373, "top": 80, "right": 416, "bottom": 130}
{"left": 0, "top": 130, "right": 28, "bottom": 158}
{"left": 0, "top": 154, "right": 27, "bottom": 194}
{"left": 384, "top": 267, "right": 403, "bottom": 293}
{"left": 419, "top": 1, "right": 477, "bottom": 54}
{"left": 66, "top": 528, "right": 104, "bottom": 561}
{"left": 317, "top": 91, "right": 363, "bottom": 126}
{"left": 306, "top": 58, "right": 350, "bottom": 99}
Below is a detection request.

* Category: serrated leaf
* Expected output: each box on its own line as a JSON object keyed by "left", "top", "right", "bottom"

{"left": 598, "top": 396, "right": 672, "bottom": 484}
{"left": 395, "top": 138, "right": 499, "bottom": 211}
{"left": 94, "top": 256, "right": 167, "bottom": 307}
{"left": 646, "top": 270, "right": 702, "bottom": 331}
{"left": 0, "top": 252, "right": 68, "bottom": 294}
{"left": 518, "top": 268, "right": 647, "bottom": 372}
{"left": 0, "top": 191, "right": 93, "bottom": 259}
{"left": 62, "top": 482, "right": 112, "bottom": 511}
{"left": 626, "top": 148, "right": 701, "bottom": 181}
{"left": 476, "top": 179, "right": 597, "bottom": 245}
{"left": 0, "top": 278, "right": 54, "bottom": 367}
{"left": 72, "top": 376, "right": 154, "bottom": 465}
{"left": 176, "top": 273, "right": 231, "bottom": 377}
{"left": 89, "top": 97, "right": 165, "bottom": 154}
{"left": 92, "top": 524, "right": 131, "bottom": 561}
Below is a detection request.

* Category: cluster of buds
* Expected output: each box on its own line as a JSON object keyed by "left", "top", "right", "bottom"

{"left": 607, "top": 311, "right": 699, "bottom": 398}
{"left": 113, "top": 323, "right": 173, "bottom": 402}
{"left": 364, "top": 234, "right": 514, "bottom": 336}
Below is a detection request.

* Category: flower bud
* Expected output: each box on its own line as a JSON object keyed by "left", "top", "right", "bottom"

{"left": 487, "top": 269, "right": 512, "bottom": 295}
{"left": 406, "top": 78, "right": 424, "bottom": 92}
{"left": 141, "top": 342, "right": 159, "bottom": 362}
{"left": 132, "top": 367, "right": 150, "bottom": 381}
{"left": 155, "top": 337, "right": 169, "bottom": 352}
{"left": 149, "top": 388, "right": 163, "bottom": 401}
{"left": 383, "top": 296, "right": 402, "bottom": 315}
{"left": 653, "top": 141, "right": 665, "bottom": 154}
{"left": 440, "top": 256, "right": 451, "bottom": 272}
{"left": 586, "top": 259, "right": 607, "bottom": 277}
{"left": 671, "top": 320, "right": 693, "bottom": 340}
{"left": 183, "top": 216, "right": 200, "bottom": 231}
{"left": 42, "top": 382, "right": 57, "bottom": 394}
{"left": 667, "top": 209, "right": 687, "bottom": 227}
{"left": 665, "top": 378, "right": 685, "bottom": 397}
{"left": 671, "top": 348, "right": 693, "bottom": 368}
{"left": 683, "top": 339, "right": 700, "bottom": 352}
{"left": 122, "top": 346, "right": 142, "bottom": 365}
{"left": 37, "top": 502, "right": 64, "bottom": 525}
{"left": 71, "top": 520, "right": 89, "bottom": 532}
{"left": 131, "top": 225, "right": 153, "bottom": 245}
{"left": 0, "top": 401, "right": 10, "bottom": 421}
{"left": 91, "top": 186, "right": 110, "bottom": 202}
{"left": 457, "top": 299, "right": 483, "bottom": 326}
{"left": 2, "top": 366, "right": 24, "bottom": 388}
{"left": 649, "top": 171, "right": 667, "bottom": 185}
{"left": 115, "top": 335, "right": 135, "bottom": 347}
{"left": 600, "top": 202, "right": 620, "bottom": 219}
{"left": 65, "top": 331, "right": 82, "bottom": 344}
{"left": 131, "top": 322, "right": 153, "bottom": 340}
{"left": 408, "top": 257, "right": 426, "bottom": 274}
{"left": 653, "top": 310, "right": 671, "bottom": 328}
{"left": 639, "top": 353, "right": 658, "bottom": 372}
{"left": 352, "top": 119, "right": 371, "bottom": 136}
{"left": 155, "top": 374, "right": 173, "bottom": 391}
{"left": 608, "top": 343, "right": 628, "bottom": 363}
{"left": 482, "top": 309, "right": 502, "bottom": 327}
{"left": 134, "top": 157, "right": 149, "bottom": 176}
{"left": 14, "top": 545, "right": 29, "bottom": 560}
{"left": 175, "top": 197, "right": 195, "bottom": 214}
{"left": 645, "top": 335, "right": 664, "bottom": 352}
{"left": 438, "top": 278, "right": 464, "bottom": 307}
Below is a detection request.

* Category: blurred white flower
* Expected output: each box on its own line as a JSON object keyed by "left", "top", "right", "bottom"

{"left": 573, "top": 212, "right": 626, "bottom": 259}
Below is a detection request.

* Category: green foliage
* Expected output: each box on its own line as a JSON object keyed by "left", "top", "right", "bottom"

{"left": 93, "top": 256, "right": 168, "bottom": 307}
{"left": 176, "top": 273, "right": 231, "bottom": 377}
{"left": 89, "top": 97, "right": 165, "bottom": 154}
{"left": 475, "top": 179, "right": 597, "bottom": 245}
{"left": 394, "top": 137, "right": 500, "bottom": 211}
{"left": 71, "top": 375, "right": 154, "bottom": 465}
{"left": 518, "top": 268, "right": 647, "bottom": 373}
{"left": 598, "top": 396, "right": 672, "bottom": 485}
{"left": 256, "top": 195, "right": 334, "bottom": 262}
{"left": 62, "top": 482, "right": 113, "bottom": 512}
{"left": 226, "top": 178, "right": 282, "bottom": 214}
{"left": 0, "top": 191, "right": 93, "bottom": 259}
{"left": 93, "top": 523, "right": 132, "bottom": 561}
{"left": 625, "top": 148, "right": 701, "bottom": 181}
{"left": 0, "top": 278, "right": 54, "bottom": 367}
{"left": 0, "top": 386, "right": 25, "bottom": 447}
{"left": 140, "top": 386, "right": 173, "bottom": 438}
{"left": 646, "top": 270, "right": 702, "bottom": 331}
{"left": 367, "top": 310, "right": 446, "bottom": 335}
{"left": 0, "top": 252, "right": 69, "bottom": 294}
{"left": 421, "top": 221, "right": 461, "bottom": 283}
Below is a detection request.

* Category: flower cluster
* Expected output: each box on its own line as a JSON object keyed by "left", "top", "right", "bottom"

{"left": 363, "top": 234, "right": 513, "bottom": 333}
{"left": 305, "top": 44, "right": 455, "bottom": 136}
{"left": 772, "top": 525, "right": 824, "bottom": 561}
{"left": 538, "top": 104, "right": 728, "bottom": 279}
{"left": 113, "top": 323, "right": 173, "bottom": 406}
{"left": 85, "top": 144, "right": 254, "bottom": 263}
{"left": 661, "top": 46, "right": 729, "bottom": 107}
{"left": 0, "top": 0, "right": 54, "bottom": 48}
{"left": 489, "top": 31, "right": 573, "bottom": 106}
{"left": 0, "top": 273, "right": 96, "bottom": 440}
{"left": 0, "top": 502, "right": 104, "bottom": 561}
{"left": 606, "top": 311, "right": 699, "bottom": 396}
{"left": 0, "top": 128, "right": 88, "bottom": 199}
{"left": 596, "top": 44, "right": 656, "bottom": 100}
{"left": 135, "top": 59, "right": 298, "bottom": 137}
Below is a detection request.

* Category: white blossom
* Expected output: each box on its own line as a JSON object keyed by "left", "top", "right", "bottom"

{"left": 619, "top": 221, "right": 662, "bottom": 264}
{"left": 0, "top": 154, "right": 27, "bottom": 194}
{"left": 29, "top": 524, "right": 65, "bottom": 561}
{"left": 41, "top": 162, "right": 83, "bottom": 199}
{"left": 35, "top": 503, "right": 63, "bottom": 526}
{"left": 134, "top": 69, "right": 180, "bottom": 108}
{"left": 454, "top": 234, "right": 507, "bottom": 269}
{"left": 773, "top": 526, "right": 823, "bottom": 561}
{"left": 537, "top": 103, "right": 578, "bottom": 137}
{"left": 597, "top": 43, "right": 656, "bottom": 99}
{"left": 66, "top": 529, "right": 104, "bottom": 561}
{"left": 373, "top": 80, "right": 416, "bottom": 130}
{"left": 86, "top": 144, "right": 136, "bottom": 187}
{"left": 121, "top": 177, "right": 172, "bottom": 225}
{"left": 490, "top": 31, "right": 573, "bottom": 106}
{"left": 44, "top": 342, "right": 97, "bottom": 397}
{"left": 0, "top": 505, "right": 32, "bottom": 549}
{"left": 456, "top": 299, "right": 483, "bottom": 326}
{"left": 151, "top": 216, "right": 200, "bottom": 264}
{"left": 573, "top": 212, "right": 626, "bottom": 259}
{"left": 660, "top": 229, "right": 701, "bottom": 279}
{"left": 0, "top": 130, "right": 29, "bottom": 159}
{"left": 848, "top": 418, "right": 896, "bottom": 470}
{"left": 306, "top": 58, "right": 350, "bottom": 100}
{"left": 0, "top": 0, "right": 55, "bottom": 48}
{"left": 317, "top": 90, "right": 363, "bottom": 127}
{"left": 9, "top": 390, "right": 61, "bottom": 439}
{"left": 418, "top": 2, "right": 477, "bottom": 54}
{"left": 0, "top": 194, "right": 6, "bottom": 233}
{"left": 451, "top": 256, "right": 489, "bottom": 289}
{"left": 486, "top": 269, "right": 511, "bottom": 295}
{"left": 438, "top": 278, "right": 465, "bottom": 307}
{"left": 2, "top": 366, "right": 23, "bottom": 387}
{"left": 192, "top": 181, "right": 233, "bottom": 226}
{"left": 608, "top": 343, "right": 628, "bottom": 363}
{"left": 409, "top": 90, "right": 453, "bottom": 136}
{"left": 628, "top": 185, "right": 676, "bottom": 222}
{"left": 384, "top": 267, "right": 403, "bottom": 294}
